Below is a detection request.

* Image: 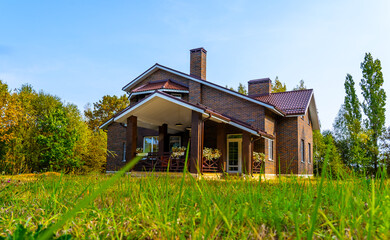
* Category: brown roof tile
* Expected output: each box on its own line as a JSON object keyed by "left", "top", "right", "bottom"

{"left": 132, "top": 79, "right": 188, "bottom": 93}
{"left": 252, "top": 89, "right": 313, "bottom": 115}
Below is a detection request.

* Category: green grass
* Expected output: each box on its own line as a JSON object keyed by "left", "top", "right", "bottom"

{"left": 1, "top": 170, "right": 389, "bottom": 239}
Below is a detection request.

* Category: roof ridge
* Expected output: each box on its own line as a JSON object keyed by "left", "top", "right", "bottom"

{"left": 269, "top": 89, "right": 313, "bottom": 95}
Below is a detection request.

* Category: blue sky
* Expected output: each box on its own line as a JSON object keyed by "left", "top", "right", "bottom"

{"left": 1, "top": 0, "right": 389, "bottom": 130}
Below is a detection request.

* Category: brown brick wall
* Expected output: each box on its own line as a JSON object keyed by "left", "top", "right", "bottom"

{"left": 106, "top": 122, "right": 127, "bottom": 171}
{"left": 189, "top": 81, "right": 201, "bottom": 104}
{"left": 190, "top": 48, "right": 207, "bottom": 80}
{"left": 248, "top": 79, "right": 271, "bottom": 96}
{"left": 298, "top": 112, "right": 314, "bottom": 175}
{"left": 132, "top": 69, "right": 190, "bottom": 89}
{"left": 201, "top": 85, "right": 266, "bottom": 131}
{"left": 106, "top": 123, "right": 160, "bottom": 171}
{"left": 276, "top": 117, "right": 298, "bottom": 174}
{"left": 264, "top": 110, "right": 277, "bottom": 174}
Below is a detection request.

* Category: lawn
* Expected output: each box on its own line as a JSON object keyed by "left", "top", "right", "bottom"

{"left": 0, "top": 171, "right": 389, "bottom": 239}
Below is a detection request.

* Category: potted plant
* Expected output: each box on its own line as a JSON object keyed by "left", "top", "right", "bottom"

{"left": 202, "top": 147, "right": 222, "bottom": 161}
{"left": 253, "top": 152, "right": 265, "bottom": 163}
{"left": 171, "top": 146, "right": 186, "bottom": 159}
{"left": 136, "top": 148, "right": 148, "bottom": 157}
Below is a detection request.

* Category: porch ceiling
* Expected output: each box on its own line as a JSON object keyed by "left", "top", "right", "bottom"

{"left": 108, "top": 91, "right": 270, "bottom": 138}
{"left": 115, "top": 95, "right": 209, "bottom": 134}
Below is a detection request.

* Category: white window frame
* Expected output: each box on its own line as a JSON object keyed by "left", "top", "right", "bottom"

{"left": 143, "top": 136, "right": 159, "bottom": 153}
{"left": 301, "top": 139, "right": 305, "bottom": 163}
{"left": 227, "top": 136, "right": 242, "bottom": 173}
{"left": 268, "top": 139, "right": 274, "bottom": 161}
{"left": 122, "top": 142, "right": 126, "bottom": 162}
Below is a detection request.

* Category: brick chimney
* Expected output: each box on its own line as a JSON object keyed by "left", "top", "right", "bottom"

{"left": 190, "top": 47, "right": 207, "bottom": 80}
{"left": 248, "top": 78, "right": 272, "bottom": 96}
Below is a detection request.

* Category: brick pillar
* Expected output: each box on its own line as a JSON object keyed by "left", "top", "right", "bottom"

{"left": 190, "top": 111, "right": 203, "bottom": 173}
{"left": 158, "top": 124, "right": 168, "bottom": 155}
{"left": 126, "top": 116, "right": 137, "bottom": 162}
{"left": 216, "top": 123, "right": 226, "bottom": 172}
{"left": 242, "top": 132, "right": 252, "bottom": 175}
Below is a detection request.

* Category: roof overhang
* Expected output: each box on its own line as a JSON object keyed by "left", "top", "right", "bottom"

{"left": 100, "top": 91, "right": 273, "bottom": 138}
{"left": 122, "top": 64, "right": 285, "bottom": 117}
{"left": 285, "top": 92, "right": 320, "bottom": 130}
{"left": 129, "top": 89, "right": 189, "bottom": 98}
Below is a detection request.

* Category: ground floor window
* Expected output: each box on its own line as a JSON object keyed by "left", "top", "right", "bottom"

{"left": 143, "top": 136, "right": 159, "bottom": 153}
{"left": 268, "top": 139, "right": 274, "bottom": 161}
{"left": 169, "top": 136, "right": 181, "bottom": 150}
{"left": 301, "top": 139, "right": 305, "bottom": 163}
{"left": 308, "top": 143, "right": 311, "bottom": 164}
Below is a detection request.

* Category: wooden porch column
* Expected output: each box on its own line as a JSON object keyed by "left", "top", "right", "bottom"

{"left": 126, "top": 116, "right": 137, "bottom": 162}
{"left": 242, "top": 132, "right": 252, "bottom": 175}
{"left": 190, "top": 111, "right": 203, "bottom": 173}
{"left": 216, "top": 123, "right": 226, "bottom": 172}
{"left": 158, "top": 123, "right": 168, "bottom": 155}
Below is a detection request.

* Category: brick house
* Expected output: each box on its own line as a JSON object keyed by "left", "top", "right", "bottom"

{"left": 100, "top": 48, "right": 320, "bottom": 177}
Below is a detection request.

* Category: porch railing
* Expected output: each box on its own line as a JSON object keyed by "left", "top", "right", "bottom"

{"left": 252, "top": 160, "right": 264, "bottom": 174}
{"left": 202, "top": 157, "right": 223, "bottom": 173}
{"left": 133, "top": 152, "right": 188, "bottom": 172}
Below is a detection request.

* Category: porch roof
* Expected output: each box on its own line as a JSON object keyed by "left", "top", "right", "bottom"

{"left": 100, "top": 91, "right": 274, "bottom": 139}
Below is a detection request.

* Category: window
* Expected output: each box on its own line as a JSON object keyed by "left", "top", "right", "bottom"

{"left": 171, "top": 93, "right": 182, "bottom": 99}
{"left": 143, "top": 136, "right": 159, "bottom": 153}
{"left": 227, "top": 134, "right": 242, "bottom": 139}
{"left": 268, "top": 139, "right": 274, "bottom": 161}
{"left": 122, "top": 142, "right": 126, "bottom": 162}
{"left": 308, "top": 143, "right": 311, "bottom": 164}
{"left": 169, "top": 136, "right": 181, "bottom": 150}
{"left": 301, "top": 139, "right": 305, "bottom": 163}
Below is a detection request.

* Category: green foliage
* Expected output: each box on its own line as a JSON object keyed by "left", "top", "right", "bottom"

{"left": 237, "top": 83, "right": 247, "bottom": 95}
{"left": 333, "top": 75, "right": 368, "bottom": 172}
{"left": 0, "top": 224, "right": 71, "bottom": 240}
{"left": 84, "top": 94, "right": 129, "bottom": 131}
{"left": 272, "top": 76, "right": 287, "bottom": 93}
{"left": 293, "top": 79, "right": 307, "bottom": 90}
{"left": 380, "top": 126, "right": 390, "bottom": 175}
{"left": 0, "top": 83, "right": 107, "bottom": 174}
{"left": 0, "top": 171, "right": 389, "bottom": 238}
{"left": 36, "top": 103, "right": 79, "bottom": 172}
{"left": 360, "top": 53, "right": 386, "bottom": 174}
{"left": 313, "top": 130, "right": 347, "bottom": 177}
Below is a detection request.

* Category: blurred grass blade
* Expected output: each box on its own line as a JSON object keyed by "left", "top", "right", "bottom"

{"left": 38, "top": 156, "right": 142, "bottom": 240}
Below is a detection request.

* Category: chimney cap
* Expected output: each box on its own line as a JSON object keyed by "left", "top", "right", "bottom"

{"left": 190, "top": 47, "right": 207, "bottom": 53}
{"left": 248, "top": 78, "right": 271, "bottom": 84}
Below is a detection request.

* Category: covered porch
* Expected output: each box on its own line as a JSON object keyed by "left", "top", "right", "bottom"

{"left": 111, "top": 91, "right": 272, "bottom": 175}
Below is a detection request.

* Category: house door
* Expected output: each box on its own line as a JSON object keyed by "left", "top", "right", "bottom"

{"left": 227, "top": 135, "right": 242, "bottom": 173}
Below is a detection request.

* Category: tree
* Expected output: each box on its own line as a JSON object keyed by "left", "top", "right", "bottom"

{"left": 272, "top": 76, "right": 287, "bottom": 93}
{"left": 84, "top": 94, "right": 129, "bottom": 131}
{"left": 334, "top": 74, "right": 368, "bottom": 172}
{"left": 313, "top": 130, "right": 348, "bottom": 178}
{"left": 35, "top": 93, "right": 79, "bottom": 172}
{"left": 225, "top": 85, "right": 235, "bottom": 91}
{"left": 380, "top": 126, "right": 390, "bottom": 175}
{"left": 360, "top": 53, "right": 386, "bottom": 174}
{"left": 237, "top": 83, "right": 247, "bottom": 95}
{"left": 293, "top": 79, "right": 307, "bottom": 90}
{"left": 0, "top": 80, "right": 21, "bottom": 142}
